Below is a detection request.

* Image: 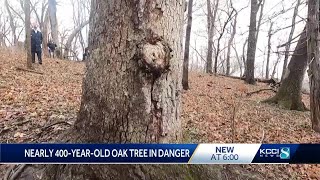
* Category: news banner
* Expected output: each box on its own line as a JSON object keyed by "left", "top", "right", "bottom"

{"left": 0, "top": 144, "right": 319, "bottom": 164}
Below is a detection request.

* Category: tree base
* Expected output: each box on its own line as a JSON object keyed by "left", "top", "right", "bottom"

{"left": 312, "top": 123, "right": 320, "bottom": 133}
{"left": 17, "top": 163, "right": 265, "bottom": 180}
{"left": 39, "top": 164, "right": 226, "bottom": 180}
{"left": 263, "top": 95, "right": 308, "bottom": 111}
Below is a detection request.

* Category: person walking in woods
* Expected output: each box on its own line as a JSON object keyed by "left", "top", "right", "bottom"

{"left": 47, "top": 40, "right": 57, "bottom": 58}
{"left": 83, "top": 47, "right": 90, "bottom": 61}
{"left": 31, "top": 23, "right": 43, "bottom": 64}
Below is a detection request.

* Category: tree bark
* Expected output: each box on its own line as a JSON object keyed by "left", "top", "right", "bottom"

{"left": 255, "top": 0, "right": 265, "bottom": 42}
{"left": 182, "top": 0, "right": 193, "bottom": 90}
{"left": 271, "top": 47, "right": 281, "bottom": 79}
{"left": 281, "top": 0, "right": 301, "bottom": 81}
{"left": 307, "top": 0, "right": 320, "bottom": 132}
{"left": 265, "top": 21, "right": 273, "bottom": 79}
{"left": 25, "top": 0, "right": 32, "bottom": 69}
{"left": 48, "top": 0, "right": 59, "bottom": 46}
{"left": 242, "top": 38, "right": 248, "bottom": 76}
{"left": 206, "top": 0, "right": 219, "bottom": 74}
{"left": 264, "top": 28, "right": 307, "bottom": 111}
{"left": 41, "top": 0, "right": 191, "bottom": 179}
{"left": 245, "top": 0, "right": 258, "bottom": 84}
{"left": 232, "top": 43, "right": 242, "bottom": 76}
{"left": 63, "top": 20, "right": 89, "bottom": 59}
{"left": 226, "top": 12, "right": 237, "bottom": 76}
{"left": 43, "top": 10, "right": 49, "bottom": 58}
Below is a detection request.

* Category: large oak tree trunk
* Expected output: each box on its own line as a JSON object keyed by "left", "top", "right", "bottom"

{"left": 307, "top": 0, "right": 320, "bottom": 132}
{"left": 264, "top": 28, "right": 307, "bottom": 111}
{"left": 41, "top": 1, "right": 193, "bottom": 179}
{"left": 182, "top": 0, "right": 193, "bottom": 90}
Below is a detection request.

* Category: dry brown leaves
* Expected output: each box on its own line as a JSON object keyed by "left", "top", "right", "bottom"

{"left": 1, "top": 48, "right": 320, "bottom": 179}
{"left": 181, "top": 72, "right": 320, "bottom": 179}
{"left": 0, "top": 48, "right": 84, "bottom": 143}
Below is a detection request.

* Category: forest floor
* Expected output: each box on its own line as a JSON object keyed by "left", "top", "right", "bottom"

{"left": 0, "top": 48, "right": 320, "bottom": 179}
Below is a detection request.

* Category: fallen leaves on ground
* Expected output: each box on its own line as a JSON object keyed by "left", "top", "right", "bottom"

{"left": 0, "top": 48, "right": 319, "bottom": 179}
{"left": 182, "top": 73, "right": 320, "bottom": 179}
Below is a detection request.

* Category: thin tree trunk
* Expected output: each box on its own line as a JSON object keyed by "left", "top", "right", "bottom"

{"left": 307, "top": 0, "right": 320, "bottom": 132}
{"left": 264, "top": 28, "right": 307, "bottom": 111}
{"left": 25, "top": 0, "right": 32, "bottom": 69}
{"left": 182, "top": 0, "right": 193, "bottom": 90}
{"left": 245, "top": 0, "right": 259, "bottom": 84}
{"left": 232, "top": 43, "right": 242, "bottom": 76}
{"left": 226, "top": 12, "right": 237, "bottom": 76}
{"left": 42, "top": 10, "right": 49, "bottom": 58}
{"left": 206, "top": 0, "right": 219, "bottom": 74}
{"left": 265, "top": 21, "right": 273, "bottom": 79}
{"left": 48, "top": 0, "right": 59, "bottom": 46}
{"left": 255, "top": 0, "right": 265, "bottom": 42}
{"left": 214, "top": 9, "right": 234, "bottom": 74}
{"left": 271, "top": 47, "right": 281, "bottom": 79}
{"left": 242, "top": 38, "right": 248, "bottom": 76}
{"left": 281, "top": 0, "right": 301, "bottom": 81}
{"left": 5, "top": 0, "right": 17, "bottom": 46}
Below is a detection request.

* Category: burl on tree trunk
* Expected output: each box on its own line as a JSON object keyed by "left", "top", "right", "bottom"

{"left": 38, "top": 1, "right": 221, "bottom": 179}
{"left": 264, "top": 28, "right": 308, "bottom": 111}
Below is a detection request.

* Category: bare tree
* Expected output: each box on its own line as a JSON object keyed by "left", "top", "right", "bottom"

{"left": 0, "top": 9, "right": 10, "bottom": 47}
{"left": 232, "top": 43, "right": 243, "bottom": 76}
{"left": 271, "top": 50, "right": 281, "bottom": 79}
{"left": 281, "top": 0, "right": 302, "bottom": 81}
{"left": 48, "top": 0, "right": 59, "bottom": 46}
{"left": 214, "top": 7, "right": 235, "bottom": 74}
{"left": 255, "top": 0, "right": 265, "bottom": 42}
{"left": 182, "top": 0, "right": 194, "bottom": 90}
{"left": 25, "top": 0, "right": 32, "bottom": 68}
{"left": 264, "top": 28, "right": 307, "bottom": 111}
{"left": 226, "top": 4, "right": 237, "bottom": 76}
{"left": 63, "top": 20, "right": 89, "bottom": 58}
{"left": 307, "top": 0, "right": 320, "bottom": 132}
{"left": 206, "top": 0, "right": 219, "bottom": 74}
{"left": 245, "top": 0, "right": 259, "bottom": 84}
{"left": 265, "top": 21, "right": 273, "bottom": 79}
{"left": 242, "top": 38, "right": 248, "bottom": 75}
{"left": 5, "top": 0, "right": 18, "bottom": 46}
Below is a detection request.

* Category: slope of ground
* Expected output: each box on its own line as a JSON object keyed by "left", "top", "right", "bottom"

{"left": 181, "top": 73, "right": 320, "bottom": 179}
{"left": 0, "top": 48, "right": 319, "bottom": 179}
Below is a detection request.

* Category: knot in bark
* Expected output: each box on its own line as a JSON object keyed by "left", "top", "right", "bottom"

{"left": 138, "top": 39, "right": 172, "bottom": 76}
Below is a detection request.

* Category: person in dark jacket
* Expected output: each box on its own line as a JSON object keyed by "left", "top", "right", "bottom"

{"left": 31, "top": 23, "right": 43, "bottom": 64}
{"left": 47, "top": 40, "right": 57, "bottom": 58}
{"left": 83, "top": 47, "right": 90, "bottom": 61}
